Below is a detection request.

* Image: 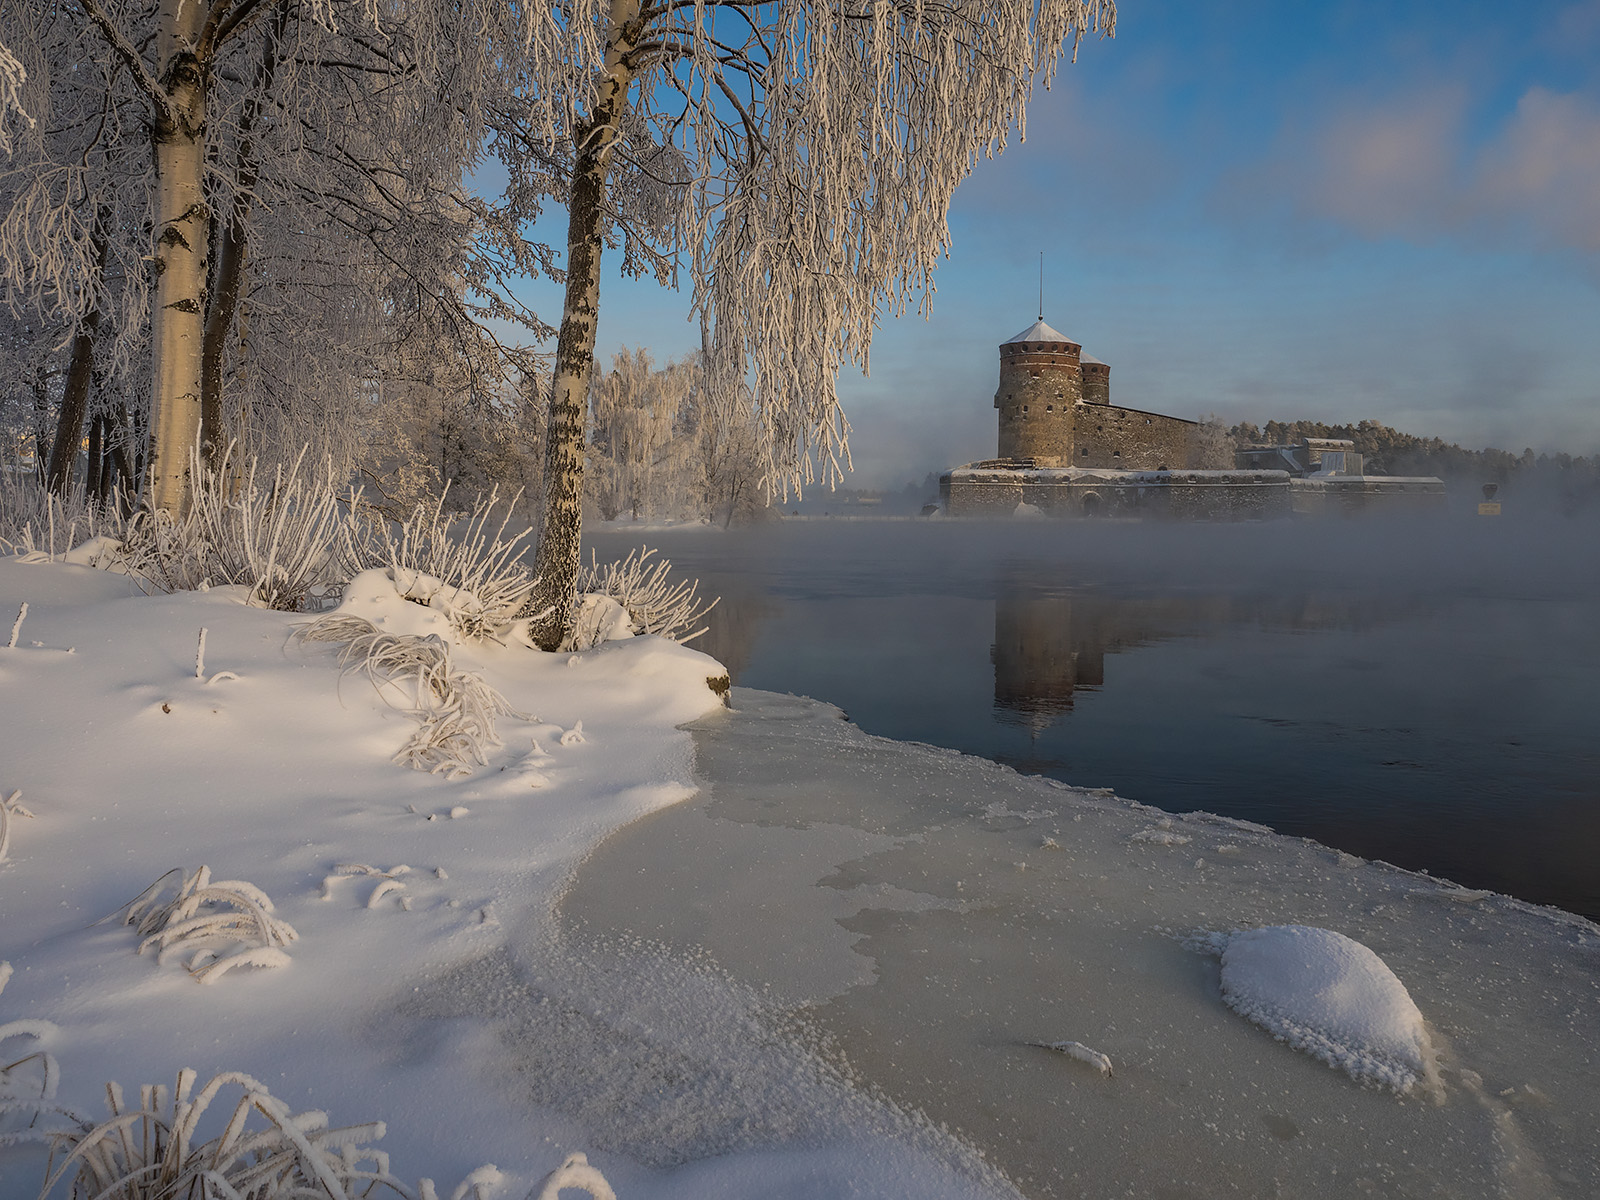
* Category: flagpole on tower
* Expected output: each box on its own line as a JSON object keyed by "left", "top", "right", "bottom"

{"left": 1038, "top": 252, "right": 1044, "bottom": 321}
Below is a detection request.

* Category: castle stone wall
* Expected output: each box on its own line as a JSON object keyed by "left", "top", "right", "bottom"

{"left": 941, "top": 468, "right": 1293, "bottom": 520}
{"left": 1288, "top": 476, "right": 1447, "bottom": 516}
{"left": 1071, "top": 405, "right": 1196, "bottom": 470}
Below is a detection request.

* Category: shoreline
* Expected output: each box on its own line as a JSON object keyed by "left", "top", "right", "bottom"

{"left": 562, "top": 688, "right": 1600, "bottom": 1199}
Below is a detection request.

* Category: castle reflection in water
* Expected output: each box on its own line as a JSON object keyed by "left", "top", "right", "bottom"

{"left": 989, "top": 584, "right": 1408, "bottom": 732}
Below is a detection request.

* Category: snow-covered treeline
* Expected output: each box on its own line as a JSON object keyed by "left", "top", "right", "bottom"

{"left": 0, "top": 0, "right": 549, "bottom": 512}
{"left": 586, "top": 349, "right": 769, "bottom": 527}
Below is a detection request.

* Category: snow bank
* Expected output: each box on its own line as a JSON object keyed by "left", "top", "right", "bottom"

{"left": 1216, "top": 925, "right": 1433, "bottom": 1094}
{"left": 0, "top": 556, "right": 1021, "bottom": 1200}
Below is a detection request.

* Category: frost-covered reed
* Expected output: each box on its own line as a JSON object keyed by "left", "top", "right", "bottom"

{"left": 373, "top": 487, "right": 538, "bottom": 640}
{"left": 0, "top": 959, "right": 61, "bottom": 1104}
{"left": 1, "top": 1066, "right": 609, "bottom": 1200}
{"left": 122, "top": 447, "right": 361, "bottom": 610}
{"left": 1, "top": 1068, "right": 519, "bottom": 1200}
{"left": 0, "top": 788, "right": 35, "bottom": 862}
{"left": 298, "top": 620, "right": 526, "bottom": 778}
{"left": 576, "top": 546, "right": 716, "bottom": 645}
{"left": 116, "top": 867, "right": 298, "bottom": 984}
{"left": 0, "top": 472, "right": 128, "bottom": 559}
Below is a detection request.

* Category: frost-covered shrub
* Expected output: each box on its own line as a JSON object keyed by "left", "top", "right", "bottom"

{"left": 366, "top": 488, "right": 537, "bottom": 640}
{"left": 576, "top": 547, "right": 716, "bottom": 645}
{"left": 123, "top": 448, "right": 361, "bottom": 610}
{"left": 4, "top": 1068, "right": 517, "bottom": 1200}
{"left": 560, "top": 594, "right": 634, "bottom": 652}
{"left": 115, "top": 867, "right": 298, "bottom": 984}
{"left": 297, "top": 620, "right": 526, "bottom": 778}
{"left": 0, "top": 472, "right": 128, "bottom": 559}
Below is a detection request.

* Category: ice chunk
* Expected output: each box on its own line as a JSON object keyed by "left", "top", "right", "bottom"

{"left": 1218, "top": 924, "right": 1432, "bottom": 1094}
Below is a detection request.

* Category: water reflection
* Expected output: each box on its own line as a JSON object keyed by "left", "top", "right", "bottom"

{"left": 990, "top": 592, "right": 1107, "bottom": 727}
{"left": 988, "top": 585, "right": 1433, "bottom": 734}
{"left": 585, "top": 521, "right": 1600, "bottom": 919}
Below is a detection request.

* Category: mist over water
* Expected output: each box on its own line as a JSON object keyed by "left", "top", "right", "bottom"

{"left": 587, "top": 513, "right": 1600, "bottom": 919}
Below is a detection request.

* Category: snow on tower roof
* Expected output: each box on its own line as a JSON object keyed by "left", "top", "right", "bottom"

{"left": 1004, "top": 318, "right": 1076, "bottom": 345}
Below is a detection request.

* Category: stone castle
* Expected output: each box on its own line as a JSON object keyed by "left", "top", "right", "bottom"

{"left": 991, "top": 318, "right": 1199, "bottom": 471}
{"left": 942, "top": 318, "right": 1445, "bottom": 518}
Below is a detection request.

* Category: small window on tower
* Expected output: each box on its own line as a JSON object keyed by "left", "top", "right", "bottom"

{"left": 1046, "top": 405, "right": 1053, "bottom": 412}
{"left": 1114, "top": 451, "right": 1122, "bottom": 458}
{"left": 1080, "top": 447, "right": 1089, "bottom": 457}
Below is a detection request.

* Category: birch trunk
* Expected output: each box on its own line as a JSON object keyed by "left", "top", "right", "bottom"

{"left": 526, "top": 0, "right": 642, "bottom": 649}
{"left": 146, "top": 0, "right": 210, "bottom": 514}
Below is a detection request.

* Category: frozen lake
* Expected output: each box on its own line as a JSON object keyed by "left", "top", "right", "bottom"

{"left": 587, "top": 514, "right": 1600, "bottom": 921}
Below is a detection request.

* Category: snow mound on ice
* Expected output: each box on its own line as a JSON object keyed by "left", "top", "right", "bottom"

{"left": 1218, "top": 925, "right": 1432, "bottom": 1094}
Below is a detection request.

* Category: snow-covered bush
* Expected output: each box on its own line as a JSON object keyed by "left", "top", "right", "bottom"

{"left": 298, "top": 620, "right": 526, "bottom": 778}
{"left": 561, "top": 594, "right": 634, "bottom": 652}
{"left": 115, "top": 867, "right": 298, "bottom": 984}
{"left": 4, "top": 1068, "right": 515, "bottom": 1200}
{"left": 368, "top": 488, "right": 538, "bottom": 640}
{"left": 122, "top": 448, "right": 360, "bottom": 610}
{"left": 576, "top": 547, "right": 716, "bottom": 645}
{"left": 0, "top": 472, "right": 128, "bottom": 559}
{"left": 187, "top": 448, "right": 362, "bottom": 611}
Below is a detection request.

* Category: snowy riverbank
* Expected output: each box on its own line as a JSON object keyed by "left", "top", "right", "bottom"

{"left": 0, "top": 557, "right": 1010, "bottom": 1200}
{"left": 2, "top": 555, "right": 1597, "bottom": 1199}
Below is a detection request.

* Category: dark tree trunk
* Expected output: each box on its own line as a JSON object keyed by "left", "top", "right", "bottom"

{"left": 201, "top": 0, "right": 288, "bottom": 462}
{"left": 525, "top": 0, "right": 644, "bottom": 650}
{"left": 45, "top": 315, "right": 100, "bottom": 496}
{"left": 87, "top": 411, "right": 105, "bottom": 501}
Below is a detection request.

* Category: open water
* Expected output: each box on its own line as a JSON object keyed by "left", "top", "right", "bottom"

{"left": 587, "top": 513, "right": 1600, "bottom": 921}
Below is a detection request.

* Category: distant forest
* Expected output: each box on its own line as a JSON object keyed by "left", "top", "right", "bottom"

{"left": 1230, "top": 419, "right": 1600, "bottom": 514}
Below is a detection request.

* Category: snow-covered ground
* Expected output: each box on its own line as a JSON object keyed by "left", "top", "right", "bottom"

{"left": 0, "top": 557, "right": 1011, "bottom": 1200}
{"left": 3, "top": 554, "right": 1597, "bottom": 1200}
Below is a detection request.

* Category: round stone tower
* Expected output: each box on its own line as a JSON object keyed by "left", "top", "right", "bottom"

{"left": 1080, "top": 352, "right": 1111, "bottom": 406}
{"left": 994, "top": 318, "right": 1080, "bottom": 466}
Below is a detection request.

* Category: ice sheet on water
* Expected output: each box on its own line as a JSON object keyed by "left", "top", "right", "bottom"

{"left": 567, "top": 688, "right": 1600, "bottom": 1200}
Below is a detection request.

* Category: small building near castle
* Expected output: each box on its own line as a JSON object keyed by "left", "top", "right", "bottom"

{"left": 941, "top": 319, "right": 1444, "bottom": 518}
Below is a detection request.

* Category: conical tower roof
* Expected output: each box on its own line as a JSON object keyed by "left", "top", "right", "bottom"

{"left": 1004, "top": 318, "right": 1075, "bottom": 345}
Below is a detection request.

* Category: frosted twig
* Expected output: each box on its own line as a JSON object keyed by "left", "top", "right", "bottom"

{"left": 533, "top": 1152, "right": 615, "bottom": 1200}
{"left": 195, "top": 627, "right": 207, "bottom": 678}
{"left": 0, "top": 789, "right": 35, "bottom": 862}
{"left": 7, "top": 603, "right": 25, "bottom": 649}
{"left": 1028, "top": 1040, "right": 1115, "bottom": 1077}
{"left": 0, "top": 958, "right": 62, "bottom": 1103}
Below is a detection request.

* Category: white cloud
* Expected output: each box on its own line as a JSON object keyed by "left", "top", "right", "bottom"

{"left": 1241, "top": 83, "right": 1600, "bottom": 254}
{"left": 1475, "top": 87, "right": 1600, "bottom": 252}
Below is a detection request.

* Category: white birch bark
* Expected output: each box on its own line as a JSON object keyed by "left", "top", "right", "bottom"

{"left": 145, "top": 0, "right": 209, "bottom": 514}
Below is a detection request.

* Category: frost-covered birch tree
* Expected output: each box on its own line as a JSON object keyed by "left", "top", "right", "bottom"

{"left": 1, "top": 0, "right": 551, "bottom": 513}
{"left": 518, "top": 0, "right": 1116, "bottom": 647}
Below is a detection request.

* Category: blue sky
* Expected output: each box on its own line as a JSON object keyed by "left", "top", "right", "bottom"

{"left": 518, "top": 0, "right": 1600, "bottom": 488}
